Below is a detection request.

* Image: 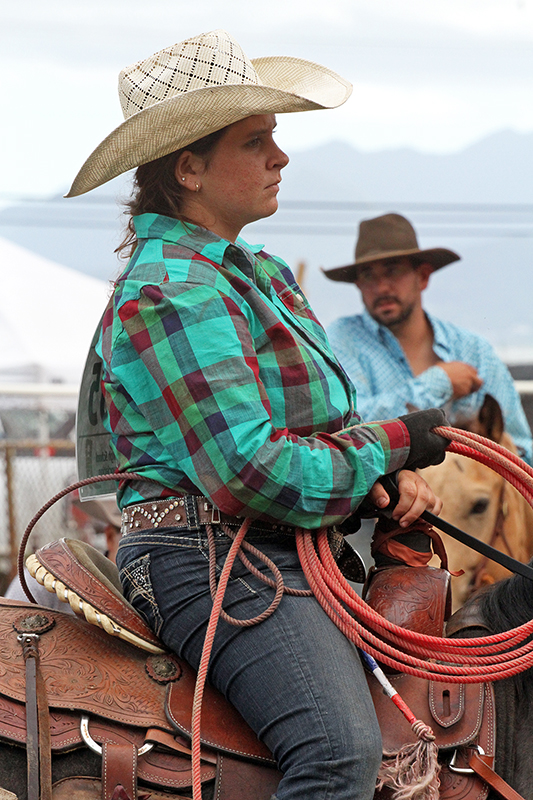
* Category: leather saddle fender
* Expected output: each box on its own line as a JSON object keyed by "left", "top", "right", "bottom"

{"left": 364, "top": 564, "right": 496, "bottom": 800}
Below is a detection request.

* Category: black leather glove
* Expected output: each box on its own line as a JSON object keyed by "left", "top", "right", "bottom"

{"left": 399, "top": 408, "right": 450, "bottom": 471}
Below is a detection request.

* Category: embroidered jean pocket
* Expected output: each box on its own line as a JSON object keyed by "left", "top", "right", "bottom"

{"left": 119, "top": 553, "right": 164, "bottom": 637}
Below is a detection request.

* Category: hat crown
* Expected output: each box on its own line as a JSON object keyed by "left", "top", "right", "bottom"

{"left": 119, "top": 30, "right": 260, "bottom": 120}
{"left": 355, "top": 213, "right": 419, "bottom": 261}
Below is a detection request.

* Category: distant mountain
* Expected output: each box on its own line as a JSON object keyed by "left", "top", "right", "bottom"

{"left": 1, "top": 130, "right": 532, "bottom": 358}
{"left": 281, "top": 130, "right": 533, "bottom": 203}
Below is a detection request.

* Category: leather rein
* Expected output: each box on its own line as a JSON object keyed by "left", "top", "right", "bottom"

{"left": 473, "top": 479, "right": 510, "bottom": 591}
{"left": 377, "top": 473, "right": 533, "bottom": 585}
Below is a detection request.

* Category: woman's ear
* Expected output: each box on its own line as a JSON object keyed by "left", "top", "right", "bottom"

{"left": 175, "top": 150, "right": 206, "bottom": 191}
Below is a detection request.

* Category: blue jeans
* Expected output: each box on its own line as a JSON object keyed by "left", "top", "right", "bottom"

{"left": 117, "top": 526, "right": 382, "bottom": 800}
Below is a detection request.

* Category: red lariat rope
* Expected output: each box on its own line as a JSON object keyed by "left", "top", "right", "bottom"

{"left": 294, "top": 426, "right": 533, "bottom": 684}
{"left": 16, "top": 426, "right": 533, "bottom": 800}
{"left": 190, "top": 427, "right": 533, "bottom": 798}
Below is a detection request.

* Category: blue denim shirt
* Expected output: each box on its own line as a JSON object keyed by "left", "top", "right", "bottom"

{"left": 327, "top": 309, "right": 532, "bottom": 464}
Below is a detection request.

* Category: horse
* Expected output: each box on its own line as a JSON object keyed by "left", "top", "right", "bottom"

{"left": 0, "top": 533, "right": 531, "bottom": 800}
{"left": 445, "top": 563, "right": 533, "bottom": 800}
{"left": 420, "top": 394, "right": 533, "bottom": 611}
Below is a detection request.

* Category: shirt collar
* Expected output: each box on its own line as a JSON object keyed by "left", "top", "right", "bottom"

{"left": 426, "top": 312, "right": 452, "bottom": 356}
{"left": 361, "top": 307, "right": 382, "bottom": 336}
{"left": 133, "top": 213, "right": 264, "bottom": 266}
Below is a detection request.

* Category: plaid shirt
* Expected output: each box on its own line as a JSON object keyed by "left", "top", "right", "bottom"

{"left": 97, "top": 214, "right": 410, "bottom": 528}
{"left": 328, "top": 309, "right": 532, "bottom": 465}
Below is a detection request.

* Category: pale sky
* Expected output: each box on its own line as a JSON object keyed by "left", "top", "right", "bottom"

{"left": 2, "top": 0, "right": 533, "bottom": 197}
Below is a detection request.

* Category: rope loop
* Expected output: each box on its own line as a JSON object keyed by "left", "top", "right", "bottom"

{"left": 295, "top": 426, "right": 533, "bottom": 684}
{"left": 411, "top": 719, "right": 436, "bottom": 743}
{"left": 17, "top": 427, "right": 533, "bottom": 800}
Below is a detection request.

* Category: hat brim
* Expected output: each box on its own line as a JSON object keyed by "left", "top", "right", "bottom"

{"left": 66, "top": 56, "right": 352, "bottom": 197}
{"left": 322, "top": 247, "right": 461, "bottom": 282}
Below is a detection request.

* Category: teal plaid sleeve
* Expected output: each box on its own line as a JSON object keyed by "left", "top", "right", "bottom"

{"left": 98, "top": 215, "right": 410, "bottom": 528}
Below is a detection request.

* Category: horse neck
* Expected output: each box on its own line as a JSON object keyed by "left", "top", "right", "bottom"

{"left": 501, "top": 478, "right": 533, "bottom": 563}
{"left": 472, "top": 468, "right": 531, "bottom": 590}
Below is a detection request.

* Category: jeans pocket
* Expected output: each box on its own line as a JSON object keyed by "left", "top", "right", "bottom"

{"left": 119, "top": 553, "right": 164, "bottom": 637}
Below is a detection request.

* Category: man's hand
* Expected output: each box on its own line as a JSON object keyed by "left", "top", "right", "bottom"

{"left": 368, "top": 469, "right": 443, "bottom": 528}
{"left": 437, "top": 361, "right": 483, "bottom": 399}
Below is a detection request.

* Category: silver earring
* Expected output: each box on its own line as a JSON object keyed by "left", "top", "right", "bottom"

{"left": 181, "top": 177, "right": 185, "bottom": 182}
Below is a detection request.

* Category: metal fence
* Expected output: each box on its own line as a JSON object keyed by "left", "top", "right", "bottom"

{"left": 0, "top": 439, "right": 79, "bottom": 585}
{"left": 0, "top": 384, "right": 103, "bottom": 592}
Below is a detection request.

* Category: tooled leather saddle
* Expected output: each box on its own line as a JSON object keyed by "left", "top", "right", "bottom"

{"left": 1, "top": 537, "right": 281, "bottom": 800}
{"left": 0, "top": 537, "right": 508, "bottom": 800}
{"left": 364, "top": 564, "right": 498, "bottom": 800}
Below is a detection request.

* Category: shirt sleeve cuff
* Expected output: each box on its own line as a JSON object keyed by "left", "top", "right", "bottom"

{"left": 357, "top": 419, "right": 411, "bottom": 473}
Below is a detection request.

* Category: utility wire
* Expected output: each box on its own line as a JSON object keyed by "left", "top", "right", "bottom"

{"left": 2, "top": 196, "right": 533, "bottom": 212}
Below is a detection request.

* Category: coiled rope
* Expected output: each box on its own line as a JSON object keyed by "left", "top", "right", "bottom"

{"left": 190, "top": 427, "right": 533, "bottom": 798}
{"left": 16, "top": 426, "right": 533, "bottom": 800}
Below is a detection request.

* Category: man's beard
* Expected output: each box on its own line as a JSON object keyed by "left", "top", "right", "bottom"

{"left": 369, "top": 297, "right": 416, "bottom": 329}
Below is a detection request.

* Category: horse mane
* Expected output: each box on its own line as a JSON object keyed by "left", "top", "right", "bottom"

{"left": 476, "top": 563, "right": 533, "bottom": 703}
{"left": 479, "top": 563, "right": 533, "bottom": 632}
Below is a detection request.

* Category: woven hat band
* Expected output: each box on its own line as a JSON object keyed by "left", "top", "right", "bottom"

{"left": 355, "top": 214, "right": 419, "bottom": 262}
{"left": 119, "top": 30, "right": 260, "bottom": 120}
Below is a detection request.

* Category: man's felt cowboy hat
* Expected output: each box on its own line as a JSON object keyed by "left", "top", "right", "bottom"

{"left": 323, "top": 213, "right": 460, "bottom": 282}
{"left": 65, "top": 29, "right": 352, "bottom": 198}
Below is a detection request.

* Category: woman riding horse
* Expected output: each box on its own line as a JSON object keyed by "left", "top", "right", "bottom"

{"left": 66, "top": 29, "right": 447, "bottom": 800}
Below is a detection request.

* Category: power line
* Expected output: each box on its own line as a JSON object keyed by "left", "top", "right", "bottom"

{"left": 279, "top": 200, "right": 533, "bottom": 213}
{"left": 2, "top": 196, "right": 533, "bottom": 213}
{"left": 1, "top": 198, "right": 532, "bottom": 238}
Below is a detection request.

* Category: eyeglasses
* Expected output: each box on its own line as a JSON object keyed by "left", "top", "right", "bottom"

{"left": 355, "top": 261, "right": 416, "bottom": 286}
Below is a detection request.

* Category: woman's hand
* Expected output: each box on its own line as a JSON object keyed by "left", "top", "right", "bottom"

{"left": 367, "top": 469, "right": 442, "bottom": 528}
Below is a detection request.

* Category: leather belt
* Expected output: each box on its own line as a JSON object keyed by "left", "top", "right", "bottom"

{"left": 121, "top": 495, "right": 294, "bottom": 537}
{"left": 120, "top": 497, "right": 366, "bottom": 583}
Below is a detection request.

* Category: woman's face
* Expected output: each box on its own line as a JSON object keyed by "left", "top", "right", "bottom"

{"left": 179, "top": 114, "right": 289, "bottom": 242}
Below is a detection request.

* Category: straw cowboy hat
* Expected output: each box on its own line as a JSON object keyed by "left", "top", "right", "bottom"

{"left": 323, "top": 213, "right": 460, "bottom": 282}
{"left": 66, "top": 29, "right": 352, "bottom": 197}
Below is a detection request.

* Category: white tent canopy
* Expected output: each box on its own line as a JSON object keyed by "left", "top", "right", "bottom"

{"left": 0, "top": 237, "right": 111, "bottom": 385}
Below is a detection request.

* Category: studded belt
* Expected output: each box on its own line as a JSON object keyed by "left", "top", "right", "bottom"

{"left": 120, "top": 496, "right": 366, "bottom": 582}
{"left": 120, "top": 495, "right": 294, "bottom": 537}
